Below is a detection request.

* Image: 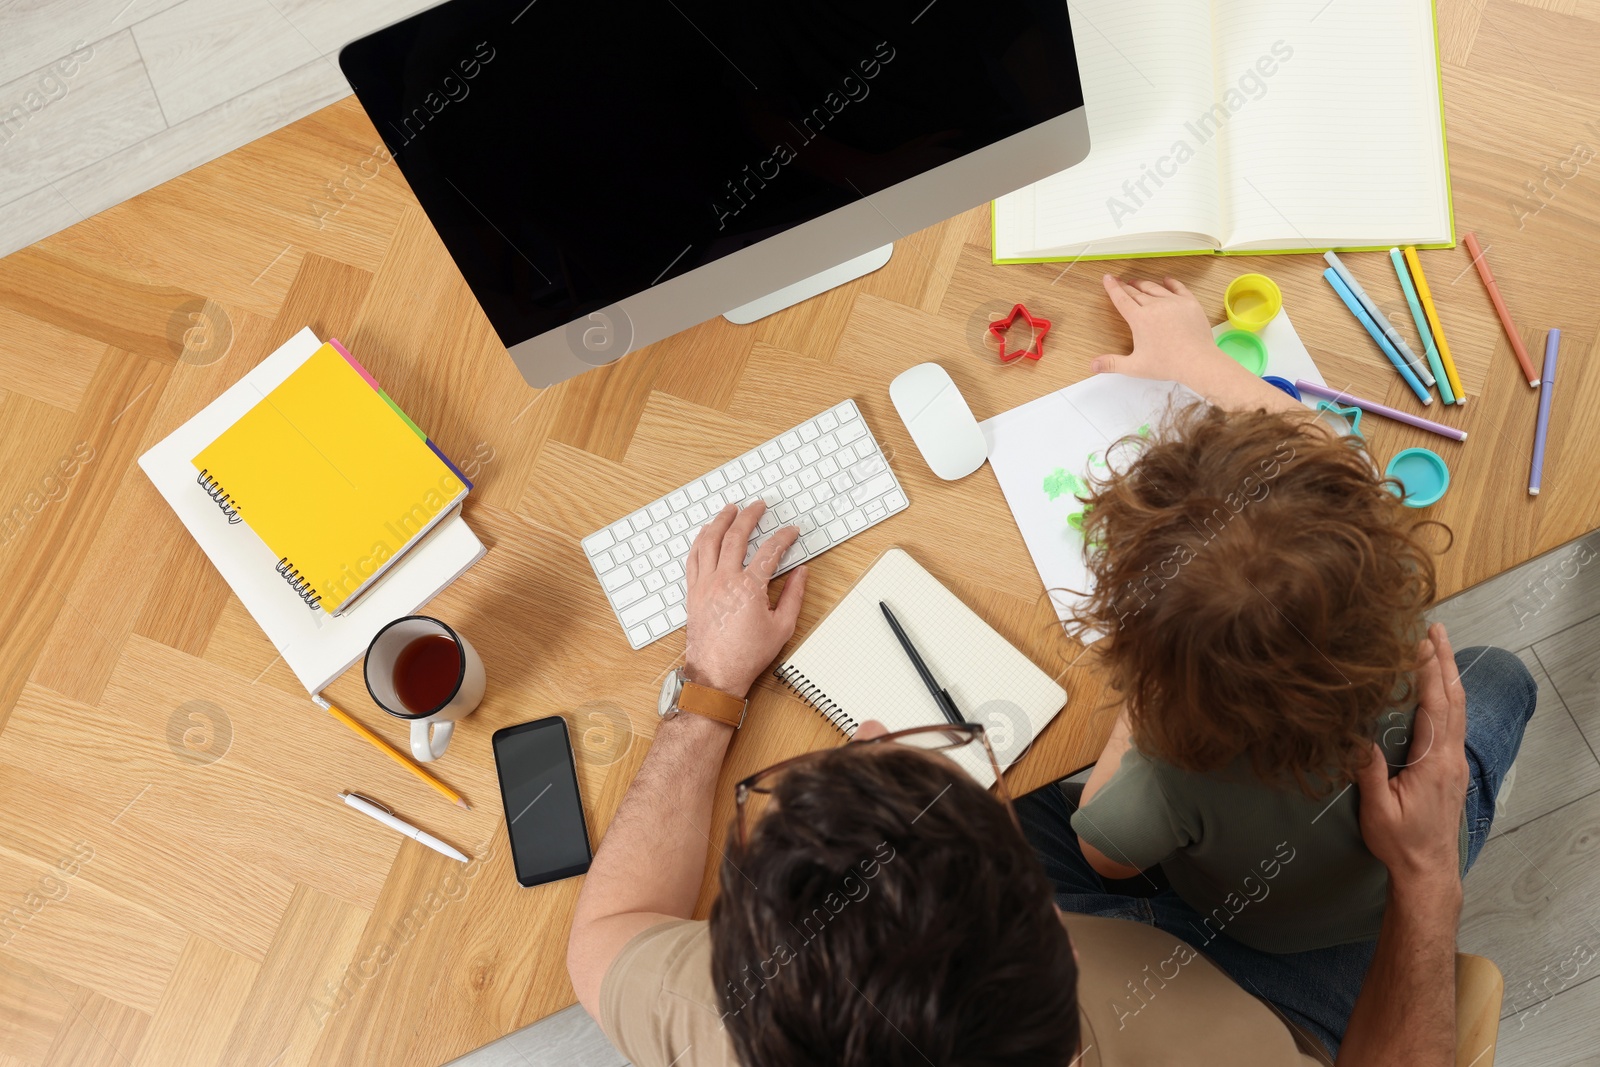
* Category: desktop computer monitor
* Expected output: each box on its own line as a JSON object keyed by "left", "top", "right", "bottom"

{"left": 340, "top": 0, "right": 1088, "bottom": 388}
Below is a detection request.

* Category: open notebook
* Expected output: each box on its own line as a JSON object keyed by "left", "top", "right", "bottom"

{"left": 994, "top": 0, "right": 1452, "bottom": 260}
{"left": 774, "top": 548, "right": 1067, "bottom": 788}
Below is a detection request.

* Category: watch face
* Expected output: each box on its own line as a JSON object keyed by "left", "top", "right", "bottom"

{"left": 658, "top": 669, "right": 684, "bottom": 719}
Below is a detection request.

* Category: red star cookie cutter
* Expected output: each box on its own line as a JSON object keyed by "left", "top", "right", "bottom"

{"left": 988, "top": 303, "right": 1051, "bottom": 363}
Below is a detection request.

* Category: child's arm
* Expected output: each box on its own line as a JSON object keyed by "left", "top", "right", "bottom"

{"left": 1092, "top": 275, "right": 1308, "bottom": 415}
{"left": 1076, "top": 707, "right": 1148, "bottom": 880}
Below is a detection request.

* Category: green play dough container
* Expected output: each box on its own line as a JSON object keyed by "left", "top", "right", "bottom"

{"left": 1215, "top": 329, "right": 1268, "bottom": 376}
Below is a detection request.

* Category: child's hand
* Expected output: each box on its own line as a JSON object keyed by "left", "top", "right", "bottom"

{"left": 1090, "top": 275, "right": 1301, "bottom": 413}
{"left": 1091, "top": 275, "right": 1222, "bottom": 381}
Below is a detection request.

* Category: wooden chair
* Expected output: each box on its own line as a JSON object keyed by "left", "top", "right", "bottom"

{"left": 1456, "top": 953, "right": 1503, "bottom": 1067}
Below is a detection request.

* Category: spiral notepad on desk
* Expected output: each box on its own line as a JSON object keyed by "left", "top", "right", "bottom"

{"left": 774, "top": 548, "right": 1067, "bottom": 788}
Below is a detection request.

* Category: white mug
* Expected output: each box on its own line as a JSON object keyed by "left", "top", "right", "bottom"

{"left": 364, "top": 616, "right": 486, "bottom": 762}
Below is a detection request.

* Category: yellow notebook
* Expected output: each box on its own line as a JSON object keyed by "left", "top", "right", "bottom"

{"left": 192, "top": 341, "right": 468, "bottom": 614}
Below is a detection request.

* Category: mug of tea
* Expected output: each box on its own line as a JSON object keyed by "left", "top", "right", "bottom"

{"left": 364, "top": 616, "right": 486, "bottom": 762}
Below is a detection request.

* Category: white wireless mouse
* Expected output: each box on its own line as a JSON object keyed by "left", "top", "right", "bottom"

{"left": 889, "top": 362, "right": 987, "bottom": 480}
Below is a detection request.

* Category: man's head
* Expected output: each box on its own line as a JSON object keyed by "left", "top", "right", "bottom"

{"left": 709, "top": 741, "right": 1079, "bottom": 1066}
{"left": 1072, "top": 403, "right": 1438, "bottom": 793}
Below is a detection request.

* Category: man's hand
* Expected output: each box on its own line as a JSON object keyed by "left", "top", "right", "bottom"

{"left": 1354, "top": 622, "right": 1469, "bottom": 899}
{"left": 1092, "top": 275, "right": 1300, "bottom": 413}
{"left": 684, "top": 502, "right": 808, "bottom": 698}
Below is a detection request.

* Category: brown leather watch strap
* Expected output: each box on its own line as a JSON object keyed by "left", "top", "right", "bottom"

{"left": 676, "top": 680, "right": 747, "bottom": 728}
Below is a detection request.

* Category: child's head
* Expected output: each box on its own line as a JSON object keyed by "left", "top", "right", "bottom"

{"left": 1072, "top": 404, "right": 1437, "bottom": 793}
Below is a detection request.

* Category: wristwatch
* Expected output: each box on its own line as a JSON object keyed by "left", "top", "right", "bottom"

{"left": 658, "top": 668, "right": 747, "bottom": 729}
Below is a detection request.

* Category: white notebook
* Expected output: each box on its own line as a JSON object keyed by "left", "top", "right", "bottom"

{"left": 774, "top": 548, "right": 1067, "bottom": 788}
{"left": 139, "top": 327, "right": 486, "bottom": 694}
{"left": 993, "top": 0, "right": 1452, "bottom": 260}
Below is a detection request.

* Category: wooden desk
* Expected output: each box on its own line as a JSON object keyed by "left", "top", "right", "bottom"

{"left": 1, "top": 5, "right": 1597, "bottom": 1061}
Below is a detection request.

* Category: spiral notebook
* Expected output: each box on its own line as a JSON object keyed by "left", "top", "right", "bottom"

{"left": 774, "top": 548, "right": 1067, "bottom": 787}
{"left": 191, "top": 339, "right": 469, "bottom": 614}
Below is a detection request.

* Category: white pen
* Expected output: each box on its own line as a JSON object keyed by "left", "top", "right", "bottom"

{"left": 1324, "top": 251, "right": 1436, "bottom": 388}
{"left": 339, "top": 792, "right": 469, "bottom": 863}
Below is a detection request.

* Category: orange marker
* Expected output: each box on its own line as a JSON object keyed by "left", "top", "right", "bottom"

{"left": 1462, "top": 232, "right": 1540, "bottom": 388}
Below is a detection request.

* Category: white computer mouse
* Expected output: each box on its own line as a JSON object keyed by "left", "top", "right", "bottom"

{"left": 889, "top": 362, "right": 987, "bottom": 480}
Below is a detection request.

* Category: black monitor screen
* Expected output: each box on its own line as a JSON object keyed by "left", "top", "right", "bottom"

{"left": 340, "top": 0, "right": 1082, "bottom": 347}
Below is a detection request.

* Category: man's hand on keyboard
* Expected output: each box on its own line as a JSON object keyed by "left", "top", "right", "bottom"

{"left": 683, "top": 503, "right": 809, "bottom": 699}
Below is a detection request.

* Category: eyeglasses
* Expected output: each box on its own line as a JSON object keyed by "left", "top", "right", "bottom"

{"left": 732, "top": 722, "right": 1017, "bottom": 848}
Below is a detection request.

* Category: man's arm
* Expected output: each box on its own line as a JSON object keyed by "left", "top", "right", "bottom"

{"left": 1077, "top": 707, "right": 1144, "bottom": 880}
{"left": 1338, "top": 623, "right": 1469, "bottom": 1066}
{"left": 567, "top": 503, "right": 807, "bottom": 1018}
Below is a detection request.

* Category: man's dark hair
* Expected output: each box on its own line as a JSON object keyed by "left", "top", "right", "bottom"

{"left": 709, "top": 745, "right": 1079, "bottom": 1066}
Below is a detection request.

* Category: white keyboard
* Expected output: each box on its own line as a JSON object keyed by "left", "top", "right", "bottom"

{"left": 582, "top": 400, "right": 909, "bottom": 649}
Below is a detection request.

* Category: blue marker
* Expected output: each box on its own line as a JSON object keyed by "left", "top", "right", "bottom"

{"left": 1323, "top": 268, "right": 1431, "bottom": 405}
{"left": 1390, "top": 247, "right": 1453, "bottom": 404}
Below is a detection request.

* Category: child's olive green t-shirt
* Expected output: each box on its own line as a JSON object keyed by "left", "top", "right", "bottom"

{"left": 1070, "top": 707, "right": 1469, "bottom": 954}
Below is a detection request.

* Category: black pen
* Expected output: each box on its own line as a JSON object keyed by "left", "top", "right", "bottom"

{"left": 879, "top": 601, "right": 965, "bottom": 725}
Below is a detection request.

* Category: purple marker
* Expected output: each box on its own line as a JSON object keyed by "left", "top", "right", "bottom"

{"left": 1530, "top": 329, "right": 1560, "bottom": 495}
{"left": 1294, "top": 380, "right": 1468, "bottom": 442}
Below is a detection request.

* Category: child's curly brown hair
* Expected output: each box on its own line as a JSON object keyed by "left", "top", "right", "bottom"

{"left": 1068, "top": 402, "right": 1440, "bottom": 796}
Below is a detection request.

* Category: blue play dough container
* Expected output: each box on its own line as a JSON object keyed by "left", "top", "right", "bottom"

{"left": 1385, "top": 448, "right": 1450, "bottom": 508}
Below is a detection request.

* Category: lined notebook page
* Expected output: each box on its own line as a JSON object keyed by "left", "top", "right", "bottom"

{"left": 777, "top": 549, "right": 1066, "bottom": 788}
{"left": 1216, "top": 0, "right": 1449, "bottom": 249}
{"left": 995, "top": 0, "right": 1222, "bottom": 258}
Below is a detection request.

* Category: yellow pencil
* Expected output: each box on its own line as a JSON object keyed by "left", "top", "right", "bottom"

{"left": 1403, "top": 246, "right": 1466, "bottom": 405}
{"left": 312, "top": 695, "right": 470, "bottom": 809}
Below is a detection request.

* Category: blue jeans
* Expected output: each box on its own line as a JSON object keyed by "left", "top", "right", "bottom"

{"left": 1017, "top": 647, "right": 1537, "bottom": 1059}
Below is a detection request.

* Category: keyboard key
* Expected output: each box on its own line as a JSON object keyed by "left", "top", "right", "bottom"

{"left": 796, "top": 515, "right": 817, "bottom": 535}
{"left": 818, "top": 433, "right": 840, "bottom": 454}
{"left": 613, "top": 541, "right": 634, "bottom": 564}
{"left": 760, "top": 486, "right": 783, "bottom": 507}
{"left": 758, "top": 511, "right": 778, "bottom": 533}
{"left": 644, "top": 571, "right": 666, "bottom": 592}
{"left": 668, "top": 513, "right": 690, "bottom": 535}
{"left": 803, "top": 528, "right": 831, "bottom": 553}
{"left": 742, "top": 452, "right": 764, "bottom": 474}
{"left": 865, "top": 500, "right": 887, "bottom": 522}
{"left": 798, "top": 443, "right": 820, "bottom": 465}
{"left": 648, "top": 501, "right": 671, "bottom": 521}
{"left": 592, "top": 549, "right": 614, "bottom": 572}
{"left": 817, "top": 411, "right": 839, "bottom": 432}
{"left": 831, "top": 473, "right": 853, "bottom": 494}
{"left": 838, "top": 420, "right": 867, "bottom": 444}
{"left": 668, "top": 490, "right": 690, "bottom": 511}
{"left": 779, "top": 454, "right": 801, "bottom": 475}
{"left": 705, "top": 491, "right": 725, "bottom": 511}
{"left": 793, "top": 491, "right": 816, "bottom": 513}
{"left": 885, "top": 489, "right": 907, "bottom": 511}
{"left": 688, "top": 481, "right": 709, "bottom": 502}
{"left": 851, "top": 472, "right": 897, "bottom": 506}
{"left": 813, "top": 481, "right": 835, "bottom": 504}
{"left": 648, "top": 545, "right": 670, "bottom": 567}
{"left": 825, "top": 519, "right": 848, "bottom": 541}
{"left": 600, "top": 567, "right": 630, "bottom": 591}
{"left": 818, "top": 457, "right": 839, "bottom": 478}
{"left": 799, "top": 421, "right": 821, "bottom": 442}
{"left": 664, "top": 561, "right": 684, "bottom": 582}
{"left": 630, "top": 511, "right": 651, "bottom": 533}
{"left": 779, "top": 477, "right": 802, "bottom": 497}
{"left": 814, "top": 502, "right": 834, "bottom": 524}
{"left": 628, "top": 533, "right": 651, "bottom": 554}
{"left": 629, "top": 557, "right": 651, "bottom": 578}
{"left": 760, "top": 465, "right": 782, "bottom": 487}
{"left": 668, "top": 535, "right": 690, "bottom": 557}
{"left": 621, "top": 593, "right": 667, "bottom": 627}
{"left": 609, "top": 520, "right": 633, "bottom": 542}
{"left": 833, "top": 400, "right": 858, "bottom": 421}
{"left": 583, "top": 530, "right": 615, "bottom": 555}
{"left": 851, "top": 455, "right": 886, "bottom": 480}
{"left": 799, "top": 468, "right": 821, "bottom": 488}
{"left": 775, "top": 501, "right": 798, "bottom": 522}
{"left": 780, "top": 541, "right": 806, "bottom": 569}
{"left": 760, "top": 442, "right": 782, "bottom": 462}
{"left": 687, "top": 502, "right": 708, "bottom": 524}
{"left": 706, "top": 470, "right": 728, "bottom": 491}
{"left": 629, "top": 625, "right": 650, "bottom": 646}
{"left": 780, "top": 431, "right": 802, "bottom": 452}
{"left": 667, "top": 604, "right": 687, "bottom": 627}
{"left": 845, "top": 509, "right": 868, "bottom": 532}
{"left": 741, "top": 474, "right": 763, "bottom": 496}
{"left": 854, "top": 440, "right": 878, "bottom": 462}
{"left": 664, "top": 581, "right": 685, "bottom": 604}
{"left": 650, "top": 526, "right": 671, "bottom": 547}
{"left": 648, "top": 615, "right": 669, "bottom": 636}
{"left": 615, "top": 580, "right": 646, "bottom": 607}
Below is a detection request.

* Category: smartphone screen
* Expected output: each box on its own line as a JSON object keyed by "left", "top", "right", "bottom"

{"left": 492, "top": 717, "right": 593, "bottom": 888}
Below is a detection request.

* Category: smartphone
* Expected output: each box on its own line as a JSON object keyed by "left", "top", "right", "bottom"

{"left": 491, "top": 716, "right": 593, "bottom": 888}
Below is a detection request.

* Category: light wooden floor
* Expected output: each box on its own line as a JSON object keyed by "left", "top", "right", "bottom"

{"left": 2, "top": 0, "right": 1600, "bottom": 1065}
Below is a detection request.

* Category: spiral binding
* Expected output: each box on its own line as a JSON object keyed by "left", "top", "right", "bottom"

{"left": 274, "top": 558, "right": 323, "bottom": 611}
{"left": 196, "top": 469, "right": 242, "bottom": 524}
{"left": 773, "top": 665, "right": 857, "bottom": 735}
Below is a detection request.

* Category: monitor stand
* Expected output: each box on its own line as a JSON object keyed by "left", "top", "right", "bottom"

{"left": 723, "top": 244, "right": 894, "bottom": 325}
